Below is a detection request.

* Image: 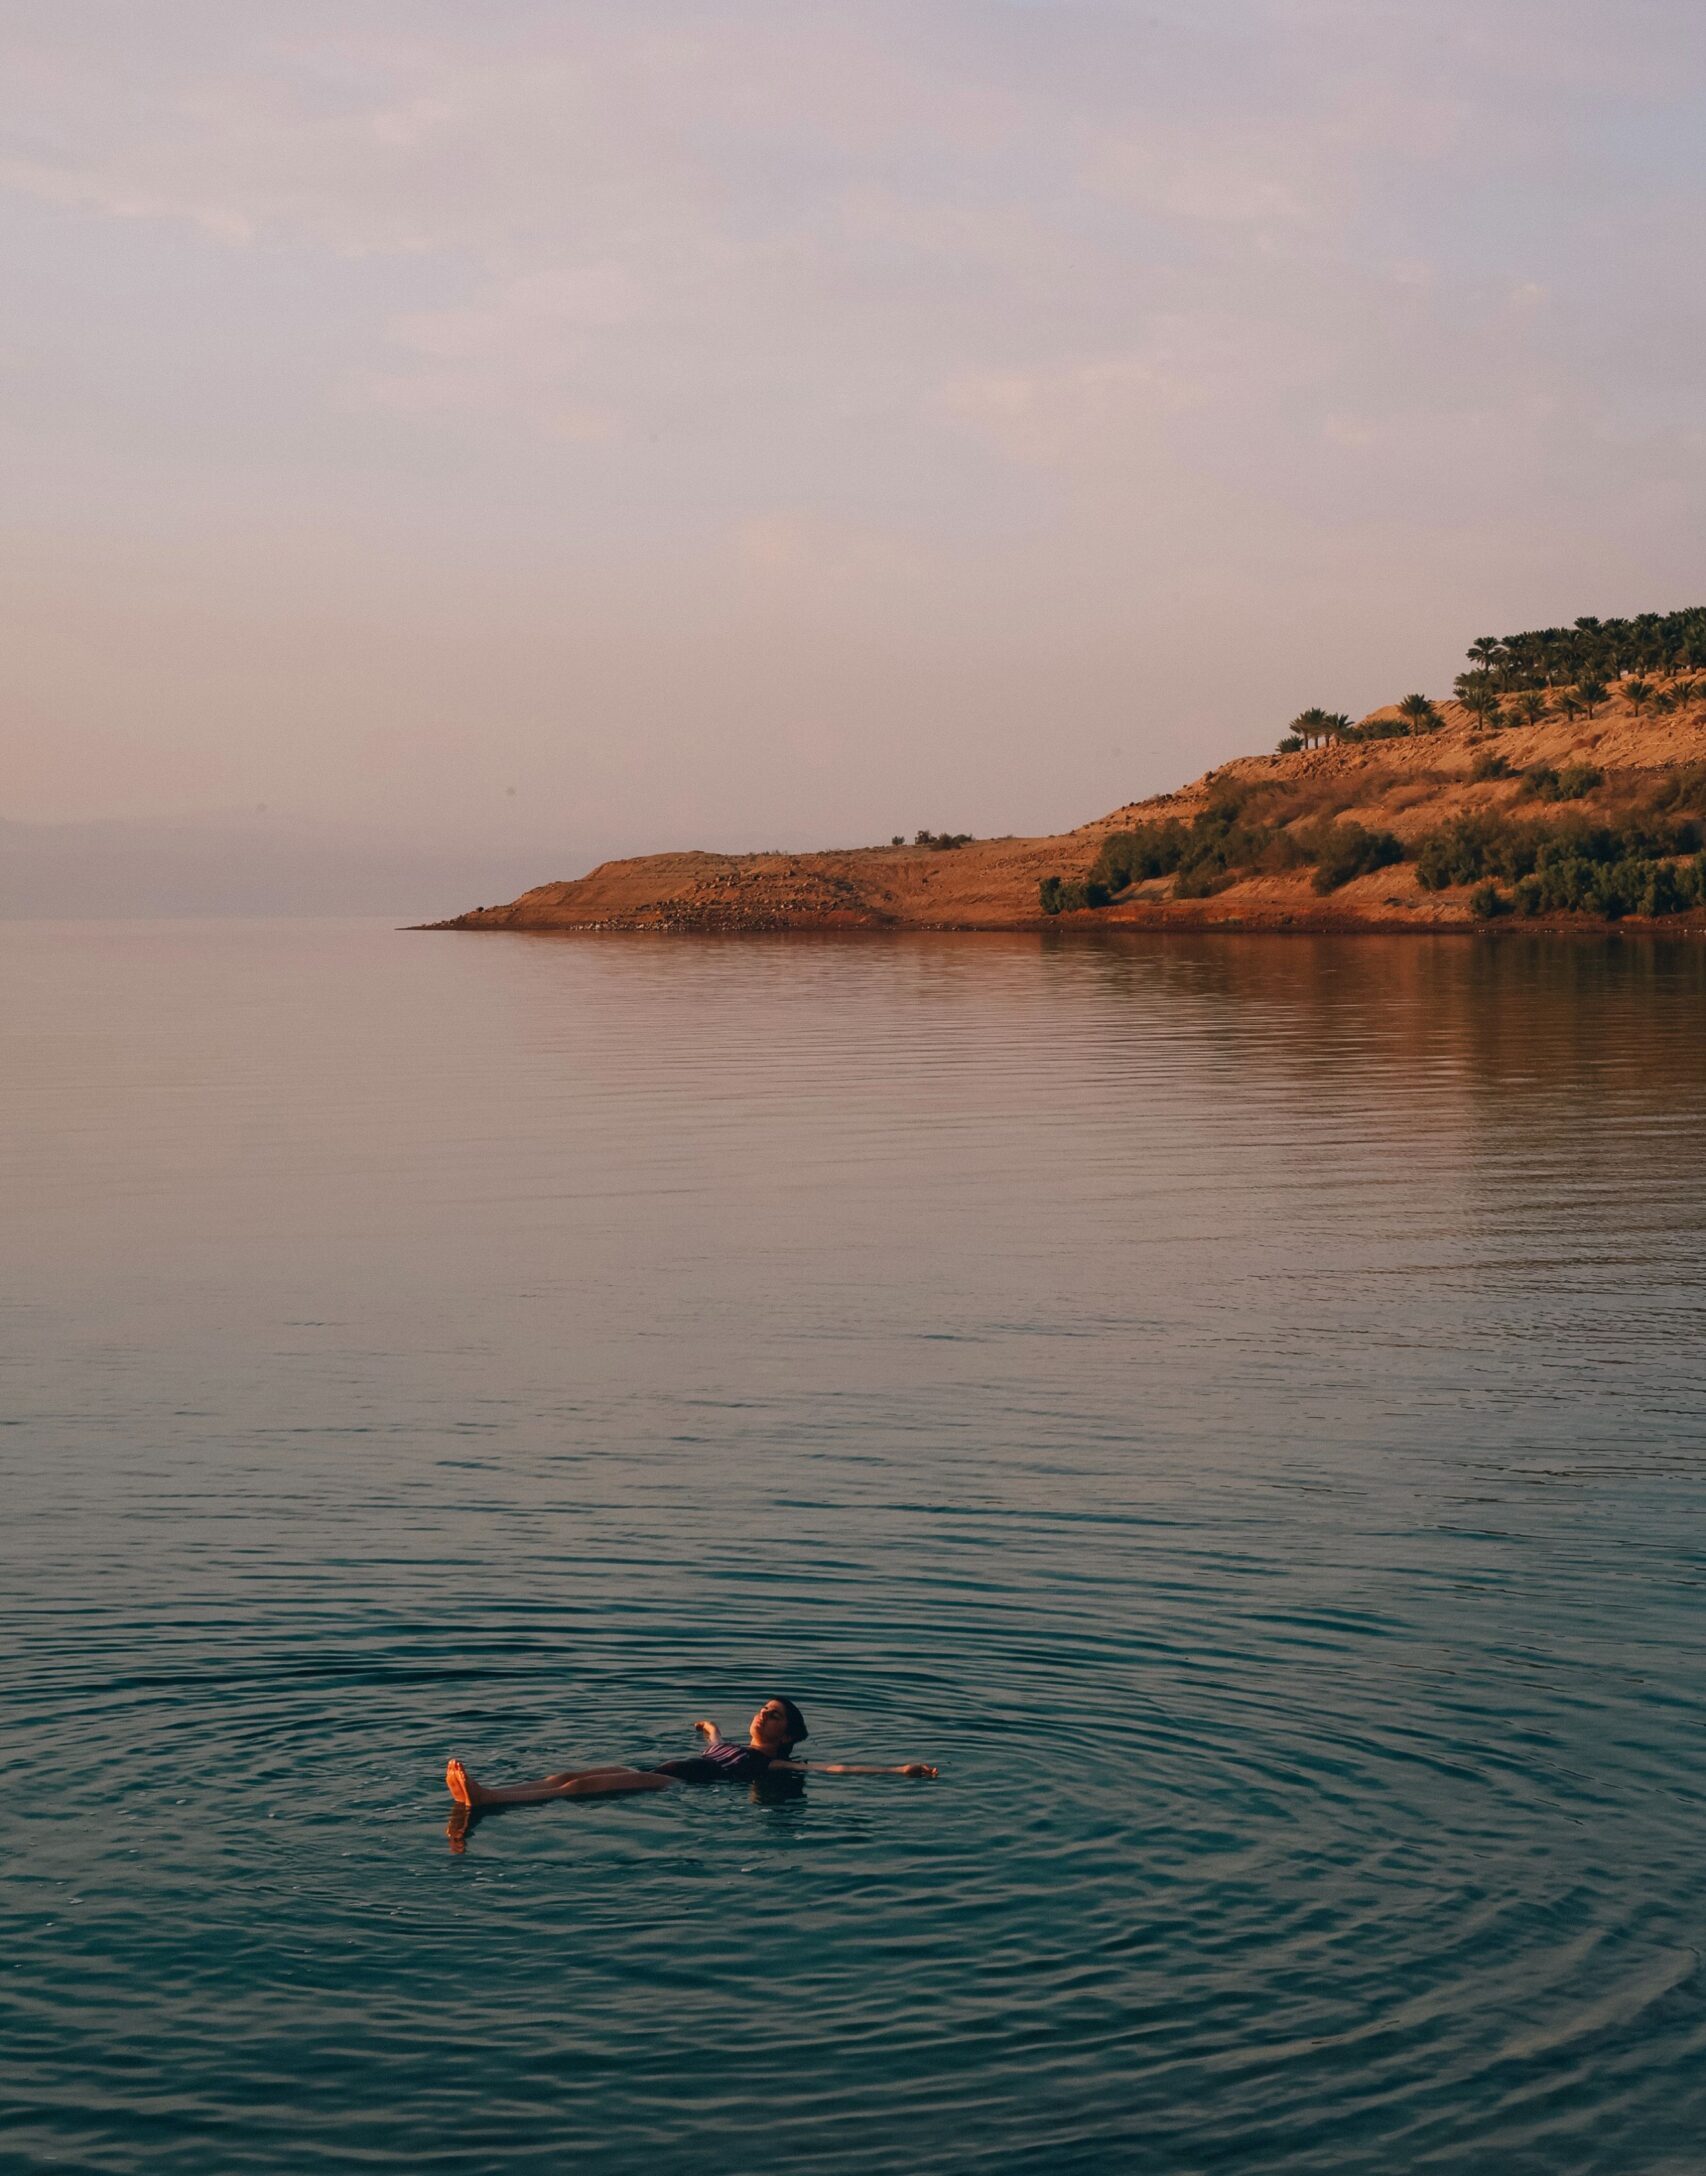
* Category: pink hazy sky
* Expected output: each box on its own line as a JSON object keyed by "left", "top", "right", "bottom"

{"left": 4, "top": 0, "right": 1704, "bottom": 872}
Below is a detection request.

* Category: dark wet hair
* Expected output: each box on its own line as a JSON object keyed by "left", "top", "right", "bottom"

{"left": 771, "top": 1697, "right": 807, "bottom": 1746}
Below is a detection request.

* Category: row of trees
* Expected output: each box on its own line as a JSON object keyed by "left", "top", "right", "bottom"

{"left": 1277, "top": 607, "right": 1706, "bottom": 753}
{"left": 1459, "top": 608, "right": 1706, "bottom": 690}
{"left": 1280, "top": 673, "right": 1706, "bottom": 752}
{"left": 1279, "top": 695, "right": 1441, "bottom": 751}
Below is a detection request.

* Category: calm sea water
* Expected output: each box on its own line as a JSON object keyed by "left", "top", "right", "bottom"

{"left": 3, "top": 920, "right": 1705, "bottom": 2175}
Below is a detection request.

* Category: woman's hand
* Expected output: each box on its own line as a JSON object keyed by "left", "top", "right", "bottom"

{"left": 693, "top": 1719, "right": 720, "bottom": 1740}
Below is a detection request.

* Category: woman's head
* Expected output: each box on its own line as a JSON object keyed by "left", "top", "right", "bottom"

{"left": 750, "top": 1696, "right": 808, "bottom": 1753}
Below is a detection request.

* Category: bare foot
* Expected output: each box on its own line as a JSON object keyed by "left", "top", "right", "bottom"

{"left": 446, "top": 1757, "right": 484, "bottom": 1808}
{"left": 446, "top": 1802, "right": 473, "bottom": 1853}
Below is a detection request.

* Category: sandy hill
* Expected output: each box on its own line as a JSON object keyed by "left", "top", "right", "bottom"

{"left": 431, "top": 686, "right": 1706, "bottom": 934}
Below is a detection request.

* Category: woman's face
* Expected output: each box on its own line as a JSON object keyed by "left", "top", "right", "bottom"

{"left": 750, "top": 1700, "right": 793, "bottom": 1750}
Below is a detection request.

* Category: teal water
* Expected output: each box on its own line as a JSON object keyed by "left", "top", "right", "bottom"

{"left": 3, "top": 921, "right": 1705, "bottom": 2174}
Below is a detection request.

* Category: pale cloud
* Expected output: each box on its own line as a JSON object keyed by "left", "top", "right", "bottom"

{"left": 940, "top": 308, "right": 1335, "bottom": 478}
{"left": 347, "top": 263, "right": 643, "bottom": 436}
{"left": 346, "top": 368, "right": 619, "bottom": 446}
{"left": 942, "top": 354, "right": 1209, "bottom": 469}
{"left": 1085, "top": 133, "right": 1319, "bottom": 229}
{"left": 728, "top": 510, "right": 937, "bottom": 610}
{"left": 1321, "top": 414, "right": 1379, "bottom": 451}
{"left": 0, "top": 151, "right": 259, "bottom": 242}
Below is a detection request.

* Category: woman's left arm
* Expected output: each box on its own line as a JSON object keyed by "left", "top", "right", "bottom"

{"left": 774, "top": 1760, "right": 937, "bottom": 1778}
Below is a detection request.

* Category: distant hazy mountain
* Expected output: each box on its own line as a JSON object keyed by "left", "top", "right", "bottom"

{"left": 0, "top": 811, "right": 585, "bottom": 920}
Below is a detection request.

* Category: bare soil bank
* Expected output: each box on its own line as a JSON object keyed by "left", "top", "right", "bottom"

{"left": 428, "top": 694, "right": 1706, "bottom": 936}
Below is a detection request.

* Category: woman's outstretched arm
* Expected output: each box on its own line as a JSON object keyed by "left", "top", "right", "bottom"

{"left": 775, "top": 1760, "right": 938, "bottom": 1778}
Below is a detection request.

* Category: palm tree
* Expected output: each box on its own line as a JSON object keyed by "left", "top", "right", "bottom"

{"left": 1467, "top": 637, "right": 1504, "bottom": 684}
{"left": 1576, "top": 679, "right": 1610, "bottom": 718}
{"left": 1509, "top": 690, "right": 1549, "bottom": 727}
{"left": 1622, "top": 678, "right": 1656, "bottom": 713}
{"left": 1556, "top": 690, "right": 1586, "bottom": 721}
{"left": 1396, "top": 693, "right": 1440, "bottom": 737}
{"left": 1322, "top": 711, "right": 1354, "bottom": 742}
{"left": 1456, "top": 674, "right": 1503, "bottom": 727}
{"left": 1290, "top": 707, "right": 1333, "bottom": 749}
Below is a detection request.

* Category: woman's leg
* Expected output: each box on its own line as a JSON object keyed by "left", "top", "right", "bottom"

{"left": 445, "top": 1758, "right": 672, "bottom": 1807}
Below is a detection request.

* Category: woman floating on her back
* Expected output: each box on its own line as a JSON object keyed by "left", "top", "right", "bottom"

{"left": 445, "top": 1697, "right": 935, "bottom": 1841}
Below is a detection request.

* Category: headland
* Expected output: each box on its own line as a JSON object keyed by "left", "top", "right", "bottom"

{"left": 430, "top": 613, "right": 1706, "bottom": 935}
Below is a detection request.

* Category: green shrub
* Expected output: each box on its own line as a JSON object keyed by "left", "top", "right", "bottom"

{"left": 1511, "top": 851, "right": 1688, "bottom": 919}
{"left": 1469, "top": 881, "right": 1511, "bottom": 918}
{"left": 1644, "top": 763, "right": 1706, "bottom": 817}
{"left": 1038, "top": 875, "right": 1110, "bottom": 913}
{"left": 1276, "top": 734, "right": 1303, "bottom": 753}
{"left": 1416, "top": 816, "right": 1513, "bottom": 889}
{"left": 1060, "top": 779, "right": 1706, "bottom": 922}
{"left": 1639, "top": 861, "right": 1691, "bottom": 917}
{"left": 1311, "top": 822, "right": 1402, "bottom": 892}
{"left": 1469, "top": 750, "right": 1511, "bottom": 781}
{"left": 1093, "top": 791, "right": 1280, "bottom": 899}
{"left": 1522, "top": 762, "right": 1603, "bottom": 803}
{"left": 1093, "top": 818, "right": 1190, "bottom": 890}
{"left": 1412, "top": 807, "right": 1706, "bottom": 908}
{"left": 1266, "top": 828, "right": 1314, "bottom": 871}
{"left": 1095, "top": 791, "right": 1408, "bottom": 901}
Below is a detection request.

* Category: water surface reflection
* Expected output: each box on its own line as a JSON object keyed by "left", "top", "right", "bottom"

{"left": 2, "top": 922, "right": 1703, "bottom": 2175}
